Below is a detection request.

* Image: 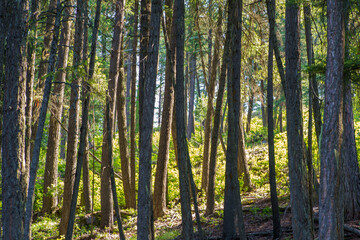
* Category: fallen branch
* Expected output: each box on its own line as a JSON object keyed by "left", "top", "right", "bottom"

{"left": 344, "top": 224, "right": 360, "bottom": 237}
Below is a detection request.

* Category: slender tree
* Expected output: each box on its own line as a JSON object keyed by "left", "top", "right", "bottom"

{"left": 30, "top": 0, "right": 57, "bottom": 147}
{"left": 266, "top": 0, "right": 281, "bottom": 237}
{"left": 99, "top": 0, "right": 126, "bottom": 229}
{"left": 117, "top": 39, "right": 133, "bottom": 208}
{"left": 201, "top": 2, "right": 220, "bottom": 192}
{"left": 187, "top": 51, "right": 196, "bottom": 139}
{"left": 42, "top": 0, "right": 73, "bottom": 214}
{"left": 137, "top": 0, "right": 162, "bottom": 236}
{"left": 174, "top": 0, "right": 194, "bottom": 237}
{"left": 223, "top": 0, "right": 246, "bottom": 238}
{"left": 25, "top": 0, "right": 39, "bottom": 182}
{"left": 207, "top": 8, "right": 227, "bottom": 215}
{"left": 130, "top": 0, "right": 139, "bottom": 207}
{"left": 24, "top": 1, "right": 62, "bottom": 238}
{"left": 59, "top": 0, "right": 86, "bottom": 233}
{"left": 153, "top": 0, "right": 175, "bottom": 219}
{"left": 285, "top": 0, "right": 312, "bottom": 239}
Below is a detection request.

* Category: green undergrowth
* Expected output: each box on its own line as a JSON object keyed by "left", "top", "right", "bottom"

{"left": 30, "top": 112, "right": 360, "bottom": 239}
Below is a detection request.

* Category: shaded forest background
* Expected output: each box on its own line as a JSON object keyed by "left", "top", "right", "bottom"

{"left": 1, "top": 0, "right": 360, "bottom": 239}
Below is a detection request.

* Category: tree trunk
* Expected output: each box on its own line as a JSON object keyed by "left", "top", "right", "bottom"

{"left": 42, "top": 0, "right": 73, "bottom": 215}
{"left": 0, "top": 0, "right": 5, "bottom": 165}
{"left": 187, "top": 52, "right": 196, "bottom": 139}
{"left": 237, "top": 113, "right": 252, "bottom": 191}
{"left": 100, "top": 0, "right": 126, "bottom": 229}
{"left": 266, "top": 0, "right": 281, "bottom": 237}
{"left": 130, "top": 0, "right": 139, "bottom": 207}
{"left": 137, "top": 0, "right": 162, "bottom": 237}
{"left": 246, "top": 86, "right": 254, "bottom": 133}
{"left": 319, "top": 0, "right": 344, "bottom": 238}
{"left": 174, "top": 0, "right": 194, "bottom": 238}
{"left": 117, "top": 39, "right": 134, "bottom": 209}
{"left": 260, "top": 79, "right": 267, "bottom": 127}
{"left": 206, "top": 9, "right": 227, "bottom": 215}
{"left": 2, "top": 0, "right": 28, "bottom": 238}
{"left": 285, "top": 1, "right": 312, "bottom": 239}
{"left": 24, "top": 1, "right": 62, "bottom": 238}
{"left": 105, "top": 100, "right": 126, "bottom": 240}
{"left": 80, "top": 0, "right": 92, "bottom": 213}
{"left": 126, "top": 53, "right": 131, "bottom": 128}
{"left": 223, "top": 0, "right": 246, "bottom": 238}
{"left": 59, "top": 0, "right": 85, "bottom": 233}
{"left": 201, "top": 4, "right": 221, "bottom": 192}
{"left": 25, "top": 0, "right": 39, "bottom": 184}
{"left": 138, "top": 0, "right": 151, "bottom": 137}
{"left": 303, "top": 2, "right": 317, "bottom": 225}
{"left": 341, "top": 0, "right": 360, "bottom": 221}
{"left": 30, "top": 0, "right": 57, "bottom": 150}
{"left": 153, "top": 0, "right": 175, "bottom": 219}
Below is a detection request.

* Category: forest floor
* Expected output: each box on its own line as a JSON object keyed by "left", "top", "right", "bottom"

{"left": 69, "top": 193, "right": 360, "bottom": 240}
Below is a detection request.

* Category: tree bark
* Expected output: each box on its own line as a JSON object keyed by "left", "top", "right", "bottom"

{"left": 237, "top": 112, "right": 252, "bottom": 190}
{"left": 342, "top": 0, "right": 360, "bottom": 221}
{"left": 174, "top": 0, "right": 194, "bottom": 237}
{"left": 303, "top": 2, "right": 317, "bottom": 227}
{"left": 260, "top": 79, "right": 267, "bottom": 127}
{"left": 130, "top": 0, "right": 139, "bottom": 207}
{"left": 42, "top": 0, "right": 73, "bottom": 214}
{"left": 187, "top": 52, "right": 196, "bottom": 139}
{"left": 99, "top": 0, "right": 126, "bottom": 229}
{"left": 59, "top": 0, "right": 86, "bottom": 233}
{"left": 246, "top": 85, "right": 254, "bottom": 133}
{"left": 223, "top": 0, "right": 246, "bottom": 238}
{"left": 206, "top": 9, "right": 227, "bottom": 215}
{"left": 201, "top": 5, "right": 221, "bottom": 192}
{"left": 319, "top": 1, "right": 345, "bottom": 239}
{"left": 153, "top": 0, "right": 175, "bottom": 219}
{"left": 25, "top": 0, "right": 39, "bottom": 184}
{"left": 80, "top": 0, "right": 92, "bottom": 213}
{"left": 117, "top": 39, "right": 134, "bottom": 209}
{"left": 285, "top": 1, "right": 312, "bottom": 239}
{"left": 137, "top": 0, "right": 162, "bottom": 237}
{"left": 24, "top": 1, "right": 62, "bottom": 238}
{"left": 30, "top": 0, "right": 57, "bottom": 150}
{"left": 2, "top": 0, "right": 28, "bottom": 238}
{"left": 266, "top": 0, "right": 281, "bottom": 237}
